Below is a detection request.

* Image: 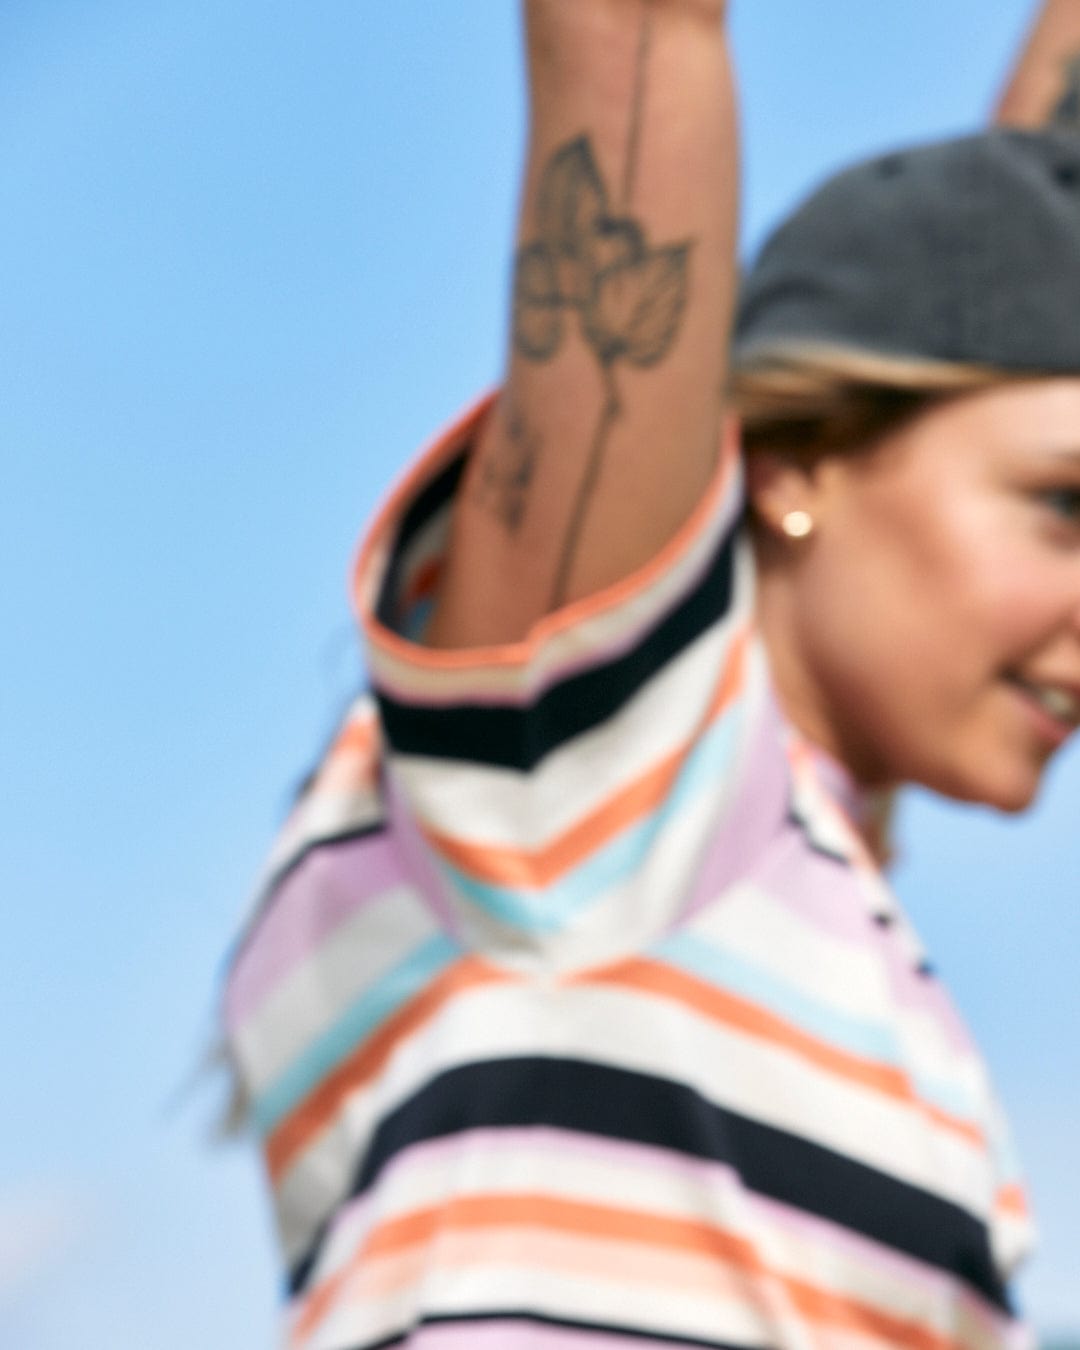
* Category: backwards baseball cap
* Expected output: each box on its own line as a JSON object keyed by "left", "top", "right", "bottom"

{"left": 734, "top": 128, "right": 1080, "bottom": 374}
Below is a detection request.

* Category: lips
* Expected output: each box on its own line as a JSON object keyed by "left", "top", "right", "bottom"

{"left": 1009, "top": 676, "right": 1080, "bottom": 731}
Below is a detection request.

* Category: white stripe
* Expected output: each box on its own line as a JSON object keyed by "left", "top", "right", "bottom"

{"left": 390, "top": 576, "right": 750, "bottom": 852}
{"left": 691, "top": 880, "right": 893, "bottom": 1016}
{"left": 310, "top": 1242, "right": 777, "bottom": 1350}
{"left": 406, "top": 1249, "right": 883, "bottom": 1350}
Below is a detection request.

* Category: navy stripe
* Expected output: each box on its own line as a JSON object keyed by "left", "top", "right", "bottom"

{"left": 376, "top": 451, "right": 466, "bottom": 631}
{"left": 347, "top": 1309, "right": 768, "bottom": 1350}
{"left": 376, "top": 524, "right": 737, "bottom": 769}
{"left": 289, "top": 1057, "right": 1010, "bottom": 1314}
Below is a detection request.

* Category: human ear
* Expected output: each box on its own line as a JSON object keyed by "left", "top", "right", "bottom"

{"left": 744, "top": 447, "right": 825, "bottom": 540}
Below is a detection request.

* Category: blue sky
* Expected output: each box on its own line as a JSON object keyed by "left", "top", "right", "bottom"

{"left": 2, "top": 2, "right": 1077, "bottom": 1346}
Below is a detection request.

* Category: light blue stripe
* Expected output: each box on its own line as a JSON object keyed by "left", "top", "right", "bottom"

{"left": 254, "top": 933, "right": 460, "bottom": 1136}
{"left": 441, "top": 701, "right": 744, "bottom": 935}
{"left": 653, "top": 930, "right": 981, "bottom": 1124}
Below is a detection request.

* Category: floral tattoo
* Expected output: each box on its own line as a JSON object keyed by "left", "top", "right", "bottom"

{"left": 499, "top": 1, "right": 693, "bottom": 605}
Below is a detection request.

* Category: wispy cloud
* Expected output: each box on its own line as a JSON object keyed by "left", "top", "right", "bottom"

{"left": 0, "top": 1183, "right": 88, "bottom": 1306}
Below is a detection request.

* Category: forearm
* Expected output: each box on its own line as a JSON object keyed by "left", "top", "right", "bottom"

{"left": 996, "top": 0, "right": 1080, "bottom": 127}
{"left": 428, "top": 0, "right": 737, "bottom": 647}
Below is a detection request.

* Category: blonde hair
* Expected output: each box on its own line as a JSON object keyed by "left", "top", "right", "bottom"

{"left": 732, "top": 342, "right": 1015, "bottom": 457}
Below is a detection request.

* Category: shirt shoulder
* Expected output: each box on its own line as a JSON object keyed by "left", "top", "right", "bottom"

{"left": 351, "top": 391, "right": 760, "bottom": 970}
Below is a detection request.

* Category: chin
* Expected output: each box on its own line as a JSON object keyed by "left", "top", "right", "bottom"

{"left": 978, "top": 780, "right": 1040, "bottom": 815}
{"left": 925, "top": 757, "right": 1043, "bottom": 814}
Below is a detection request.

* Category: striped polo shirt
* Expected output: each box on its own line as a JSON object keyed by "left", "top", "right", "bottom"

{"left": 223, "top": 394, "right": 1036, "bottom": 1350}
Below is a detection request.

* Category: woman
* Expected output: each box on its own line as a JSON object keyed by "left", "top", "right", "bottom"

{"left": 223, "top": 3, "right": 1080, "bottom": 1346}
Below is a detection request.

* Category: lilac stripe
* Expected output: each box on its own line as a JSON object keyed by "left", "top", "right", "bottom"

{"left": 374, "top": 501, "right": 742, "bottom": 710}
{"left": 385, "top": 771, "right": 463, "bottom": 938}
{"left": 678, "top": 682, "right": 892, "bottom": 945}
{"left": 224, "top": 834, "right": 413, "bottom": 1030}
{"left": 683, "top": 683, "right": 790, "bottom": 921}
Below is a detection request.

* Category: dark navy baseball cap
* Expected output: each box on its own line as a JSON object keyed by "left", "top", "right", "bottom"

{"left": 734, "top": 128, "right": 1080, "bottom": 373}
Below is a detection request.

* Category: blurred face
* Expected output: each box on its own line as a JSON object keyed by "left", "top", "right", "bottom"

{"left": 752, "top": 379, "right": 1080, "bottom": 811}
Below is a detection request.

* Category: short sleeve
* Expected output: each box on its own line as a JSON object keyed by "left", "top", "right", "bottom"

{"left": 353, "top": 392, "right": 762, "bottom": 971}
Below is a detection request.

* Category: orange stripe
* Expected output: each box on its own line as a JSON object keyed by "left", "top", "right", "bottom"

{"left": 349, "top": 1223, "right": 754, "bottom": 1305}
{"left": 316, "top": 719, "right": 380, "bottom": 794}
{"left": 291, "top": 1258, "right": 355, "bottom": 1344}
{"left": 365, "top": 1193, "right": 755, "bottom": 1263}
{"left": 575, "top": 958, "right": 985, "bottom": 1149}
{"left": 420, "top": 626, "right": 749, "bottom": 891}
{"left": 293, "top": 1194, "right": 757, "bottom": 1343}
{"left": 295, "top": 1193, "right": 964, "bottom": 1350}
{"left": 781, "top": 1268, "right": 954, "bottom": 1350}
{"left": 356, "top": 392, "right": 740, "bottom": 672}
{"left": 923, "top": 1102, "right": 986, "bottom": 1148}
{"left": 330, "top": 718, "right": 377, "bottom": 759}
{"left": 995, "top": 1183, "right": 1029, "bottom": 1219}
{"left": 401, "top": 556, "right": 443, "bottom": 611}
{"left": 265, "top": 958, "right": 514, "bottom": 1182}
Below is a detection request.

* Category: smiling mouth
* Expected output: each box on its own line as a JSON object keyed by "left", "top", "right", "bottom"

{"left": 1008, "top": 677, "right": 1080, "bottom": 733}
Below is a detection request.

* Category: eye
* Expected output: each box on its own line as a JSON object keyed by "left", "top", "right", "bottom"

{"left": 1039, "top": 487, "right": 1080, "bottom": 524}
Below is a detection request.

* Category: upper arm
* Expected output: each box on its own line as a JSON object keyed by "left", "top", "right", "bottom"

{"left": 427, "top": 0, "right": 738, "bottom": 648}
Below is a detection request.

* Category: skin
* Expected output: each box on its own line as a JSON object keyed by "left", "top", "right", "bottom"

{"left": 750, "top": 379, "right": 1080, "bottom": 812}
{"left": 426, "top": 1, "right": 1080, "bottom": 820}
{"left": 997, "top": 0, "right": 1080, "bottom": 127}
{"left": 428, "top": 1, "right": 736, "bottom": 647}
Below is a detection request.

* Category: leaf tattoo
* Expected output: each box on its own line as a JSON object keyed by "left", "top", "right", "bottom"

{"left": 586, "top": 243, "right": 691, "bottom": 368}
{"left": 512, "top": 135, "right": 690, "bottom": 371}
{"left": 500, "top": 2, "right": 683, "bottom": 606}
{"left": 537, "top": 138, "right": 608, "bottom": 305}
{"left": 513, "top": 243, "right": 562, "bottom": 360}
{"left": 474, "top": 402, "right": 541, "bottom": 534}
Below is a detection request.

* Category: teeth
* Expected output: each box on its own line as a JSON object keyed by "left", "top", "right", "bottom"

{"left": 1023, "top": 682, "right": 1080, "bottom": 725}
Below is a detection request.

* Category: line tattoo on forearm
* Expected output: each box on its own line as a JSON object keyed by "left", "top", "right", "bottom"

{"left": 473, "top": 400, "right": 540, "bottom": 533}
{"left": 508, "top": 0, "right": 692, "bottom": 607}
{"left": 1052, "top": 52, "right": 1080, "bottom": 129}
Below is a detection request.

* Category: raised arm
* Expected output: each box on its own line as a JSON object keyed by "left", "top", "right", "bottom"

{"left": 996, "top": 0, "right": 1080, "bottom": 126}
{"left": 427, "top": 0, "right": 737, "bottom": 648}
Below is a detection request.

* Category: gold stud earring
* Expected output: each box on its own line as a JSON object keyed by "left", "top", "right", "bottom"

{"left": 780, "top": 509, "right": 815, "bottom": 540}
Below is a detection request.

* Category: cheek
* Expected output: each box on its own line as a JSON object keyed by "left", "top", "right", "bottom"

{"left": 818, "top": 493, "right": 1051, "bottom": 684}
{"left": 797, "top": 513, "right": 970, "bottom": 678}
{"left": 789, "top": 500, "right": 1036, "bottom": 735}
{"left": 928, "top": 493, "right": 1073, "bottom": 664}
{"left": 964, "top": 554, "right": 1057, "bottom": 660}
